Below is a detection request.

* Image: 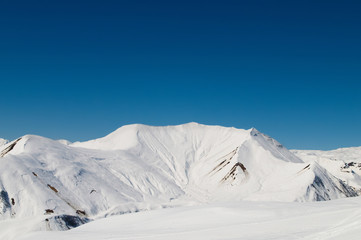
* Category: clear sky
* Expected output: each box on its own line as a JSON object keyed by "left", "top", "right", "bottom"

{"left": 1, "top": 0, "right": 360, "bottom": 150}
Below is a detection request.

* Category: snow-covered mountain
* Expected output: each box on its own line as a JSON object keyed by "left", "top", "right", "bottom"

{"left": 0, "top": 123, "right": 360, "bottom": 238}
{"left": 292, "top": 147, "right": 361, "bottom": 195}
{"left": 0, "top": 138, "right": 8, "bottom": 147}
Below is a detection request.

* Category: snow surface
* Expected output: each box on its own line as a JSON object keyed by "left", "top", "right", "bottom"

{"left": 18, "top": 197, "right": 361, "bottom": 240}
{"left": 1, "top": 123, "right": 361, "bottom": 239}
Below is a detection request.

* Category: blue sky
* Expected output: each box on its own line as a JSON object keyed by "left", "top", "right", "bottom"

{"left": 0, "top": 0, "right": 360, "bottom": 150}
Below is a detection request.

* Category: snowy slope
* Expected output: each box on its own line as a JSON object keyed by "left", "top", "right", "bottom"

{"left": 292, "top": 147, "right": 361, "bottom": 194}
{"left": 18, "top": 197, "right": 361, "bottom": 240}
{"left": 0, "top": 123, "right": 359, "bottom": 239}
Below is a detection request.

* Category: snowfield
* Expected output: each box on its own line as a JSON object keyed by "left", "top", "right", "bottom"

{"left": 1, "top": 123, "right": 361, "bottom": 239}
{"left": 18, "top": 198, "right": 361, "bottom": 240}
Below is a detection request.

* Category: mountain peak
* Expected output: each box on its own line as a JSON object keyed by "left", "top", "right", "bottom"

{"left": 249, "top": 127, "right": 260, "bottom": 136}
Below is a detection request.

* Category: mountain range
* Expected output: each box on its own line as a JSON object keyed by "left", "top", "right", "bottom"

{"left": 1, "top": 123, "right": 360, "bottom": 239}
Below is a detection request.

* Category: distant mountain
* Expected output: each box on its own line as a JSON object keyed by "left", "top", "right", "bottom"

{"left": 292, "top": 147, "right": 361, "bottom": 195}
{"left": 0, "top": 123, "right": 359, "bottom": 235}
{"left": 0, "top": 138, "right": 8, "bottom": 147}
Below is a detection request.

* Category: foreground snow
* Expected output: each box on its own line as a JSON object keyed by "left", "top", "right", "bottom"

{"left": 19, "top": 197, "right": 361, "bottom": 240}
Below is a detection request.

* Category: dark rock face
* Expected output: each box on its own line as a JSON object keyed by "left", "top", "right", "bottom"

{"left": 0, "top": 190, "right": 11, "bottom": 214}
{"left": 0, "top": 138, "right": 22, "bottom": 158}
{"left": 48, "top": 215, "right": 90, "bottom": 230}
